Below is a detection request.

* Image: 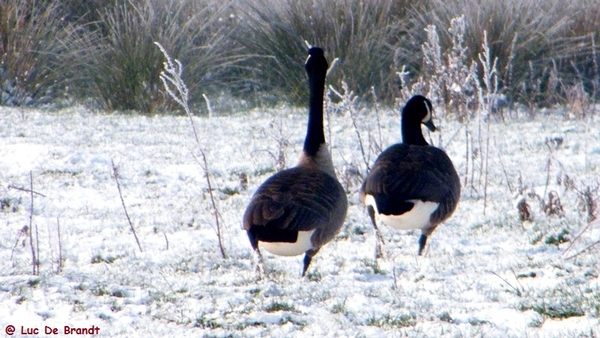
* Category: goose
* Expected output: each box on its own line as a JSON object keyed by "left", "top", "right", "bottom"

{"left": 243, "top": 47, "right": 348, "bottom": 277}
{"left": 361, "top": 95, "right": 460, "bottom": 257}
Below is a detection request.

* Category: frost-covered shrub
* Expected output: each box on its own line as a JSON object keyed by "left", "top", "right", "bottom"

{"left": 0, "top": 0, "right": 70, "bottom": 106}
{"left": 61, "top": 0, "right": 242, "bottom": 113}
{"left": 411, "top": 0, "right": 600, "bottom": 109}
{"left": 398, "top": 17, "right": 480, "bottom": 121}
{"left": 235, "top": 0, "right": 415, "bottom": 105}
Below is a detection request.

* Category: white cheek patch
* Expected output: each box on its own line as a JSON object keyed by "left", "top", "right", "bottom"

{"left": 260, "top": 230, "right": 315, "bottom": 256}
{"left": 422, "top": 101, "right": 432, "bottom": 123}
{"left": 365, "top": 195, "right": 438, "bottom": 230}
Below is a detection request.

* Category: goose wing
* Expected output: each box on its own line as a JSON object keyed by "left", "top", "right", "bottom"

{"left": 362, "top": 144, "right": 460, "bottom": 222}
{"left": 243, "top": 167, "right": 346, "bottom": 238}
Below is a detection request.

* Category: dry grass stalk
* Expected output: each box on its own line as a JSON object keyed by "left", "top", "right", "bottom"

{"left": 111, "top": 160, "right": 143, "bottom": 253}
{"left": 56, "top": 217, "right": 64, "bottom": 273}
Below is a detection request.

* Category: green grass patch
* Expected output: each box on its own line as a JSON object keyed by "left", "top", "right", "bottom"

{"left": 365, "top": 313, "right": 416, "bottom": 328}
{"left": 265, "top": 301, "right": 295, "bottom": 313}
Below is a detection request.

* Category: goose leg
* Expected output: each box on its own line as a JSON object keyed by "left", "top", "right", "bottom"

{"left": 302, "top": 248, "right": 319, "bottom": 277}
{"left": 254, "top": 248, "right": 266, "bottom": 279}
{"left": 418, "top": 234, "right": 428, "bottom": 256}
{"left": 367, "top": 205, "right": 387, "bottom": 259}
{"left": 418, "top": 227, "right": 437, "bottom": 256}
{"left": 247, "top": 231, "right": 265, "bottom": 279}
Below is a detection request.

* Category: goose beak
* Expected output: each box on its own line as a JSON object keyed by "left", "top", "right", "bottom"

{"left": 424, "top": 120, "right": 437, "bottom": 132}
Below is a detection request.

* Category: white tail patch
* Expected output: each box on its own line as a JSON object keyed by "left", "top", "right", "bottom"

{"left": 364, "top": 195, "right": 438, "bottom": 230}
{"left": 260, "top": 230, "right": 315, "bottom": 256}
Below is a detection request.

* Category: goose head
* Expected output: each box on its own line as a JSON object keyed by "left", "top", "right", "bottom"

{"left": 305, "top": 47, "right": 328, "bottom": 80}
{"left": 401, "top": 95, "right": 436, "bottom": 146}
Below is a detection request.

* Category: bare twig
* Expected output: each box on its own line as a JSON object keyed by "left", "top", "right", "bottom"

{"left": 442, "top": 123, "right": 464, "bottom": 150}
{"left": 494, "top": 138, "right": 515, "bottom": 194}
{"left": 326, "top": 57, "right": 340, "bottom": 78}
{"left": 262, "top": 118, "right": 288, "bottom": 172}
{"left": 202, "top": 93, "right": 213, "bottom": 118}
{"left": 483, "top": 117, "right": 491, "bottom": 215}
{"left": 582, "top": 186, "right": 598, "bottom": 222}
{"left": 8, "top": 184, "right": 46, "bottom": 197}
{"left": 10, "top": 225, "right": 29, "bottom": 261}
{"left": 162, "top": 231, "right": 169, "bottom": 251}
{"left": 370, "top": 86, "right": 383, "bottom": 154}
{"left": 28, "top": 171, "right": 39, "bottom": 275}
{"left": 469, "top": 130, "right": 479, "bottom": 195}
{"left": 563, "top": 219, "right": 599, "bottom": 258}
{"left": 464, "top": 128, "right": 469, "bottom": 188}
{"left": 543, "top": 140, "right": 554, "bottom": 198}
{"left": 330, "top": 83, "right": 371, "bottom": 172}
{"left": 156, "top": 41, "right": 227, "bottom": 259}
{"left": 46, "top": 221, "right": 54, "bottom": 273}
{"left": 35, "top": 213, "right": 40, "bottom": 275}
{"left": 111, "top": 160, "right": 143, "bottom": 253}
{"left": 57, "top": 217, "right": 63, "bottom": 273}
{"left": 490, "top": 270, "right": 522, "bottom": 297}
{"left": 591, "top": 33, "right": 598, "bottom": 115}
{"left": 194, "top": 151, "right": 226, "bottom": 259}
{"left": 565, "top": 238, "right": 600, "bottom": 260}
{"left": 325, "top": 91, "right": 334, "bottom": 156}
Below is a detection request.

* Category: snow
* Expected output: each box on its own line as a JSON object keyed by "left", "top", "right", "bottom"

{"left": 1, "top": 105, "right": 599, "bottom": 337}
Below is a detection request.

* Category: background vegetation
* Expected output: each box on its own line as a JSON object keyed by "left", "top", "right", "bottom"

{"left": 1, "top": 0, "right": 599, "bottom": 114}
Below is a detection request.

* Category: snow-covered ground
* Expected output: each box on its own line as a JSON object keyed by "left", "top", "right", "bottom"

{"left": 1, "top": 104, "right": 599, "bottom": 337}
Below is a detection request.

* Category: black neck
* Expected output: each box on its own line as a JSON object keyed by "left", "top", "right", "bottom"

{"left": 303, "top": 72, "right": 326, "bottom": 156}
{"left": 402, "top": 122, "right": 429, "bottom": 146}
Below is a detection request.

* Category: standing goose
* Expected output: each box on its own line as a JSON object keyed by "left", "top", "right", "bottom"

{"left": 361, "top": 95, "right": 460, "bottom": 257}
{"left": 243, "top": 47, "right": 348, "bottom": 277}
